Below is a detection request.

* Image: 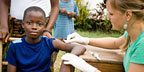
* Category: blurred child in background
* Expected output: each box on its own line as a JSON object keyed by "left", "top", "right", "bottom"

{"left": 54, "top": 0, "right": 79, "bottom": 40}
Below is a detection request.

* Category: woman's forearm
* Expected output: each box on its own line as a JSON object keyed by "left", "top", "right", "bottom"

{"left": 89, "top": 35, "right": 124, "bottom": 49}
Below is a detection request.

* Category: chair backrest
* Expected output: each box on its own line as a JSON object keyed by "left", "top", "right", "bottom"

{"left": 0, "top": 37, "right": 20, "bottom": 72}
{"left": 0, "top": 41, "right": 2, "bottom": 72}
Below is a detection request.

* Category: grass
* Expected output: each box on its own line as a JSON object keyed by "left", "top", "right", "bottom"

{"left": 54, "top": 30, "right": 122, "bottom": 72}
{"left": 76, "top": 30, "right": 122, "bottom": 38}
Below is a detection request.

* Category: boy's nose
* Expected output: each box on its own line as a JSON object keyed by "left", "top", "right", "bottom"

{"left": 32, "top": 23, "right": 37, "bottom": 30}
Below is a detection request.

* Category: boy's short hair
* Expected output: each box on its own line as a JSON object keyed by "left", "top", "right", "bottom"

{"left": 23, "top": 6, "right": 46, "bottom": 20}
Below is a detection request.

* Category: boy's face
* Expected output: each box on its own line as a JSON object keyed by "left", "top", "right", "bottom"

{"left": 22, "top": 11, "right": 45, "bottom": 39}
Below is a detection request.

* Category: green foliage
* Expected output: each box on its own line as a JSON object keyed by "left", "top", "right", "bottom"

{"left": 74, "top": 0, "right": 111, "bottom": 31}
{"left": 74, "top": 0, "right": 124, "bottom": 34}
{"left": 93, "top": 16, "right": 112, "bottom": 32}
{"left": 74, "top": 0, "right": 93, "bottom": 30}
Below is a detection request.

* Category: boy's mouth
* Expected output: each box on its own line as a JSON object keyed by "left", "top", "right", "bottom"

{"left": 30, "top": 32, "right": 38, "bottom": 35}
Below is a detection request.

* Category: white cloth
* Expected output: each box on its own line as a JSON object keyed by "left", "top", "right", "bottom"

{"left": 10, "top": 0, "right": 51, "bottom": 19}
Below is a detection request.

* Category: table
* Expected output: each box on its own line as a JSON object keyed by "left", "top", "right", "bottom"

{"left": 80, "top": 45, "right": 125, "bottom": 72}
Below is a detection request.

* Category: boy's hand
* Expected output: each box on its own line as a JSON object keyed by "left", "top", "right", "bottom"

{"left": 0, "top": 28, "right": 9, "bottom": 43}
{"left": 60, "top": 8, "right": 68, "bottom": 15}
{"left": 68, "top": 11, "right": 76, "bottom": 18}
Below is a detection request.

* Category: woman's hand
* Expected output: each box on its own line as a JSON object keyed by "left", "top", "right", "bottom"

{"left": 64, "top": 32, "right": 89, "bottom": 44}
{"left": 62, "top": 53, "right": 101, "bottom": 72}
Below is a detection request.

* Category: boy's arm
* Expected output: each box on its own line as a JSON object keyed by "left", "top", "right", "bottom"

{"left": 43, "top": 0, "right": 59, "bottom": 38}
{"left": 53, "top": 39, "right": 86, "bottom": 55}
{"left": 53, "top": 40, "right": 86, "bottom": 72}
{"left": 7, "top": 64, "right": 16, "bottom": 72}
{"left": 0, "top": 0, "right": 10, "bottom": 43}
{"left": 6, "top": 43, "right": 17, "bottom": 72}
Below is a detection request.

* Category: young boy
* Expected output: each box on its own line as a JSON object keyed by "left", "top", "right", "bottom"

{"left": 5, "top": 6, "right": 86, "bottom": 72}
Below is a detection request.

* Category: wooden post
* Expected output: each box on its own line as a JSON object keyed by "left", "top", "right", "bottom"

{"left": 0, "top": 41, "right": 2, "bottom": 72}
{"left": 0, "top": 38, "right": 20, "bottom": 72}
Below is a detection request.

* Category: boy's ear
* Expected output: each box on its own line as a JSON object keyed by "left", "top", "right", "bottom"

{"left": 22, "top": 22, "right": 24, "bottom": 28}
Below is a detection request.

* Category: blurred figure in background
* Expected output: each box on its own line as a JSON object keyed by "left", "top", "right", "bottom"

{"left": 54, "top": 0, "right": 79, "bottom": 41}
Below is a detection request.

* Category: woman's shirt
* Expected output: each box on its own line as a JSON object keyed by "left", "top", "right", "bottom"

{"left": 123, "top": 31, "right": 144, "bottom": 72}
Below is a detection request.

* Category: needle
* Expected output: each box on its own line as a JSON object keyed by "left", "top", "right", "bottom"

{"left": 89, "top": 51, "right": 101, "bottom": 61}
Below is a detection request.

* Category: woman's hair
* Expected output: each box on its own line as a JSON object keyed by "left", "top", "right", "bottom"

{"left": 23, "top": 6, "right": 46, "bottom": 20}
{"left": 108, "top": 0, "right": 144, "bottom": 52}
{"left": 109, "top": 0, "right": 144, "bottom": 20}
{"left": 121, "top": 35, "right": 130, "bottom": 52}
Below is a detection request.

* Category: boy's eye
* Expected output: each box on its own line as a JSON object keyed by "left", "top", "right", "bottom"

{"left": 27, "top": 22, "right": 33, "bottom": 25}
{"left": 37, "top": 22, "right": 43, "bottom": 26}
